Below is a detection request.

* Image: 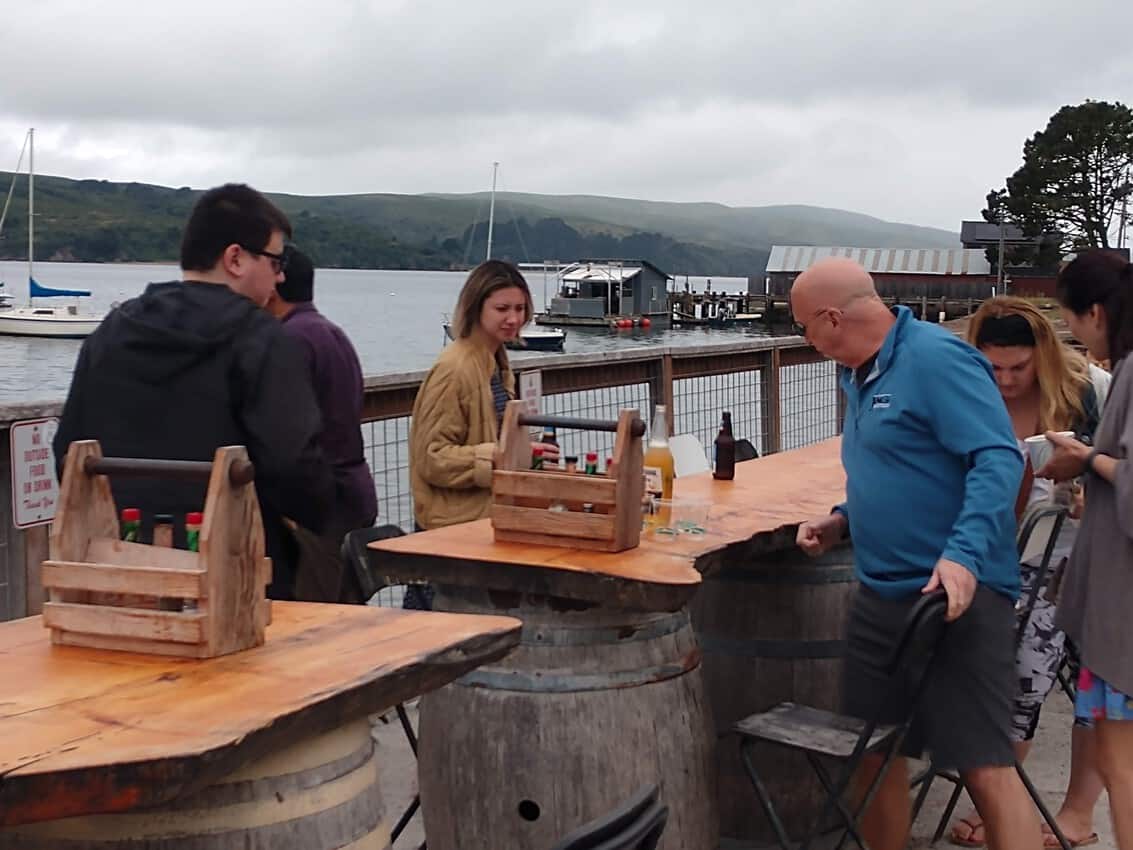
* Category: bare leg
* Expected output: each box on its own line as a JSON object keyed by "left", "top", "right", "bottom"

{"left": 854, "top": 753, "right": 910, "bottom": 850}
{"left": 962, "top": 764, "right": 1043, "bottom": 850}
{"left": 1046, "top": 725, "right": 1104, "bottom": 846}
{"left": 950, "top": 741, "right": 1033, "bottom": 845}
{"left": 1094, "top": 719, "right": 1133, "bottom": 850}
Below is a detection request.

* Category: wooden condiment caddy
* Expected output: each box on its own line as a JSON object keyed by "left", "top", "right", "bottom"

{"left": 42, "top": 440, "right": 271, "bottom": 658}
{"left": 491, "top": 402, "right": 645, "bottom": 552}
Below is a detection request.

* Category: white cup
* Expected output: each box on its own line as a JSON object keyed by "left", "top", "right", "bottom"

{"left": 1024, "top": 431, "right": 1075, "bottom": 472}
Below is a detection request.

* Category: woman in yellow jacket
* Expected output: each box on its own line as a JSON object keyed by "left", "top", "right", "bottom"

{"left": 409, "top": 260, "right": 559, "bottom": 542}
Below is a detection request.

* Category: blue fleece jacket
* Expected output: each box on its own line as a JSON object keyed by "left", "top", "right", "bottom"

{"left": 834, "top": 306, "right": 1022, "bottom": 601}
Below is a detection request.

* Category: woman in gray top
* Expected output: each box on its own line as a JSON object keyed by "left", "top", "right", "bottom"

{"left": 1043, "top": 250, "right": 1133, "bottom": 850}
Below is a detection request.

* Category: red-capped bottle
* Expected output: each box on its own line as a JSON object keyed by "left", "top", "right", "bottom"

{"left": 120, "top": 508, "right": 141, "bottom": 542}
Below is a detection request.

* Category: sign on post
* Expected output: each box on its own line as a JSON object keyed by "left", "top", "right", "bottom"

{"left": 519, "top": 370, "right": 542, "bottom": 416}
{"left": 10, "top": 418, "right": 59, "bottom": 529}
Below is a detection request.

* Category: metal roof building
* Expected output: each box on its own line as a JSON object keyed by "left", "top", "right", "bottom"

{"left": 765, "top": 246, "right": 994, "bottom": 298}
{"left": 766, "top": 246, "right": 991, "bottom": 276}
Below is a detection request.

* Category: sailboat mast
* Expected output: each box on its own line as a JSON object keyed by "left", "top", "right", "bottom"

{"left": 485, "top": 161, "right": 498, "bottom": 262}
{"left": 27, "top": 128, "right": 34, "bottom": 289}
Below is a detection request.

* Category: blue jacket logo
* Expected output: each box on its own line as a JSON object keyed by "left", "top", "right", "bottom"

{"left": 871, "top": 394, "right": 892, "bottom": 409}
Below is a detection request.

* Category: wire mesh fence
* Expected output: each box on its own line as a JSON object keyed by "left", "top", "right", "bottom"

{"left": 359, "top": 341, "right": 839, "bottom": 607}
{"left": 674, "top": 369, "right": 764, "bottom": 460}
{"left": 779, "top": 359, "right": 840, "bottom": 451}
{"left": 0, "top": 341, "right": 839, "bottom": 618}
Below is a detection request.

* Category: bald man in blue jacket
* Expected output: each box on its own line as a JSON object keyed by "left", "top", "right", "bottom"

{"left": 793, "top": 258, "right": 1035, "bottom": 850}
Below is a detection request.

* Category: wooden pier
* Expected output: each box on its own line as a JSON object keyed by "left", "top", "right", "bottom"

{"left": 669, "top": 290, "right": 985, "bottom": 326}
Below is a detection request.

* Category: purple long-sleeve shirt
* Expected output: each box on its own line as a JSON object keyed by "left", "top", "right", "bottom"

{"left": 280, "top": 303, "right": 377, "bottom": 536}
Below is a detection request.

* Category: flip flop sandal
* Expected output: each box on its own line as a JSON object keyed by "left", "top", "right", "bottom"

{"left": 1043, "top": 831, "right": 1099, "bottom": 849}
{"left": 948, "top": 816, "right": 986, "bottom": 848}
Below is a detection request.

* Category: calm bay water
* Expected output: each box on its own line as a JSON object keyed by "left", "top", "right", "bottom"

{"left": 0, "top": 261, "right": 780, "bottom": 405}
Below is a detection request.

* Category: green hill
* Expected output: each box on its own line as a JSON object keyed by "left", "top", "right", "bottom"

{"left": 0, "top": 173, "right": 959, "bottom": 276}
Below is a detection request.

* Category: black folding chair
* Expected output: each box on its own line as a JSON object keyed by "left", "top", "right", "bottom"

{"left": 549, "top": 784, "right": 668, "bottom": 850}
{"left": 910, "top": 504, "right": 1072, "bottom": 849}
{"left": 734, "top": 591, "right": 949, "bottom": 850}
{"left": 735, "top": 438, "right": 760, "bottom": 462}
{"left": 341, "top": 524, "right": 425, "bottom": 848}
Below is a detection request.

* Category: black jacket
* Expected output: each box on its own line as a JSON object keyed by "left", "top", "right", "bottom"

{"left": 54, "top": 280, "right": 334, "bottom": 599}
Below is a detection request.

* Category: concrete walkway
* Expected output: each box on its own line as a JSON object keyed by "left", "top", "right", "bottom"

{"left": 372, "top": 692, "right": 1115, "bottom": 850}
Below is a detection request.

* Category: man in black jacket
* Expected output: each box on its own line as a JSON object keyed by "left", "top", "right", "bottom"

{"left": 54, "top": 183, "right": 334, "bottom": 599}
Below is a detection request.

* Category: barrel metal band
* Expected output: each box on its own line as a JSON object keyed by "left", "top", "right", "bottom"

{"left": 519, "top": 610, "right": 689, "bottom": 647}
{"left": 457, "top": 650, "right": 700, "bottom": 693}
{"left": 697, "top": 634, "right": 845, "bottom": 659}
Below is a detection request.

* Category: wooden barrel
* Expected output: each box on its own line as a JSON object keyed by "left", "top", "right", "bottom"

{"left": 418, "top": 585, "right": 717, "bottom": 850}
{"left": 0, "top": 719, "right": 390, "bottom": 850}
{"left": 689, "top": 543, "right": 857, "bottom": 843}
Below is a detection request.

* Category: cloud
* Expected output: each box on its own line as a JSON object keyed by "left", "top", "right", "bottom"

{"left": 1, "top": 0, "right": 1130, "bottom": 231}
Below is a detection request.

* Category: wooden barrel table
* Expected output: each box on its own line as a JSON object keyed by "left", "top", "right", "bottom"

{"left": 370, "top": 438, "right": 847, "bottom": 850}
{"left": 418, "top": 585, "right": 716, "bottom": 850}
{"left": 0, "top": 604, "right": 522, "bottom": 850}
{"left": 0, "top": 719, "right": 390, "bottom": 850}
{"left": 690, "top": 543, "right": 857, "bottom": 843}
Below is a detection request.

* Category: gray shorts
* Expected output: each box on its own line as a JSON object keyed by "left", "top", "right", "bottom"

{"left": 841, "top": 584, "right": 1016, "bottom": 772}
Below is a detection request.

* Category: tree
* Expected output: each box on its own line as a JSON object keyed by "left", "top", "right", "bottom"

{"left": 982, "top": 100, "right": 1133, "bottom": 253}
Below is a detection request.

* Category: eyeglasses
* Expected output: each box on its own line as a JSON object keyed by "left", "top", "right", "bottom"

{"left": 241, "top": 243, "right": 292, "bottom": 273}
{"left": 792, "top": 307, "right": 833, "bottom": 337}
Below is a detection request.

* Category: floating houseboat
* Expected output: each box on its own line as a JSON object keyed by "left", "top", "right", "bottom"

{"left": 534, "top": 259, "right": 671, "bottom": 328}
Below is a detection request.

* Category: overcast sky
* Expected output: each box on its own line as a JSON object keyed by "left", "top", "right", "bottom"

{"left": 1, "top": 0, "right": 1130, "bottom": 233}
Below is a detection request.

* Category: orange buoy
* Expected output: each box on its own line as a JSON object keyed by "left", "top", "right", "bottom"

{"left": 640, "top": 317, "right": 652, "bottom": 328}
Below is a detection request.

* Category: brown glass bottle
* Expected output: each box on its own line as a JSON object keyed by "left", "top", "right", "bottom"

{"left": 713, "top": 411, "right": 736, "bottom": 480}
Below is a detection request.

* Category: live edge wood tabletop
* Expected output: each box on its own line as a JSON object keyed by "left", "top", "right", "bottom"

{"left": 0, "top": 601, "right": 521, "bottom": 827}
{"left": 369, "top": 437, "right": 846, "bottom": 608}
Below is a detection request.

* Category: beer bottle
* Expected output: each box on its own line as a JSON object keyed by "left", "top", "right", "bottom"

{"left": 643, "top": 404, "right": 674, "bottom": 501}
{"left": 713, "top": 411, "right": 736, "bottom": 480}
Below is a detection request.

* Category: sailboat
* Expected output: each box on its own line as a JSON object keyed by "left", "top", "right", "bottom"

{"left": 0, "top": 128, "right": 103, "bottom": 338}
{"left": 441, "top": 162, "right": 567, "bottom": 352}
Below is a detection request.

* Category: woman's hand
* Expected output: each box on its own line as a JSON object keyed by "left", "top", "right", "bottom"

{"left": 1037, "top": 431, "right": 1090, "bottom": 482}
{"left": 531, "top": 441, "right": 561, "bottom": 463}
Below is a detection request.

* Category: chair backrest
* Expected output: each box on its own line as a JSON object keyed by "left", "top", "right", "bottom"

{"left": 1016, "top": 503, "right": 1069, "bottom": 562}
{"left": 550, "top": 784, "right": 668, "bottom": 850}
{"left": 735, "top": 438, "right": 759, "bottom": 462}
{"left": 883, "top": 590, "right": 948, "bottom": 681}
{"left": 670, "top": 434, "right": 710, "bottom": 478}
{"left": 830, "top": 590, "right": 946, "bottom": 766}
{"left": 1014, "top": 503, "right": 1069, "bottom": 646}
{"left": 341, "top": 524, "right": 407, "bottom": 602}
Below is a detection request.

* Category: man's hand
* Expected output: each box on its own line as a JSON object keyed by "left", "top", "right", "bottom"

{"left": 921, "top": 558, "right": 977, "bottom": 621}
{"left": 1037, "top": 431, "right": 1089, "bottom": 482}
{"left": 796, "top": 513, "right": 848, "bottom": 557}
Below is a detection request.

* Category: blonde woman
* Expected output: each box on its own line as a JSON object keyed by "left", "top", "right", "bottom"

{"left": 409, "top": 259, "right": 558, "bottom": 531}
{"left": 950, "top": 296, "right": 1105, "bottom": 848}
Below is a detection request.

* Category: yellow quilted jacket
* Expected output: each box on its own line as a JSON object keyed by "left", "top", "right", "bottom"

{"left": 409, "top": 336, "right": 514, "bottom": 529}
